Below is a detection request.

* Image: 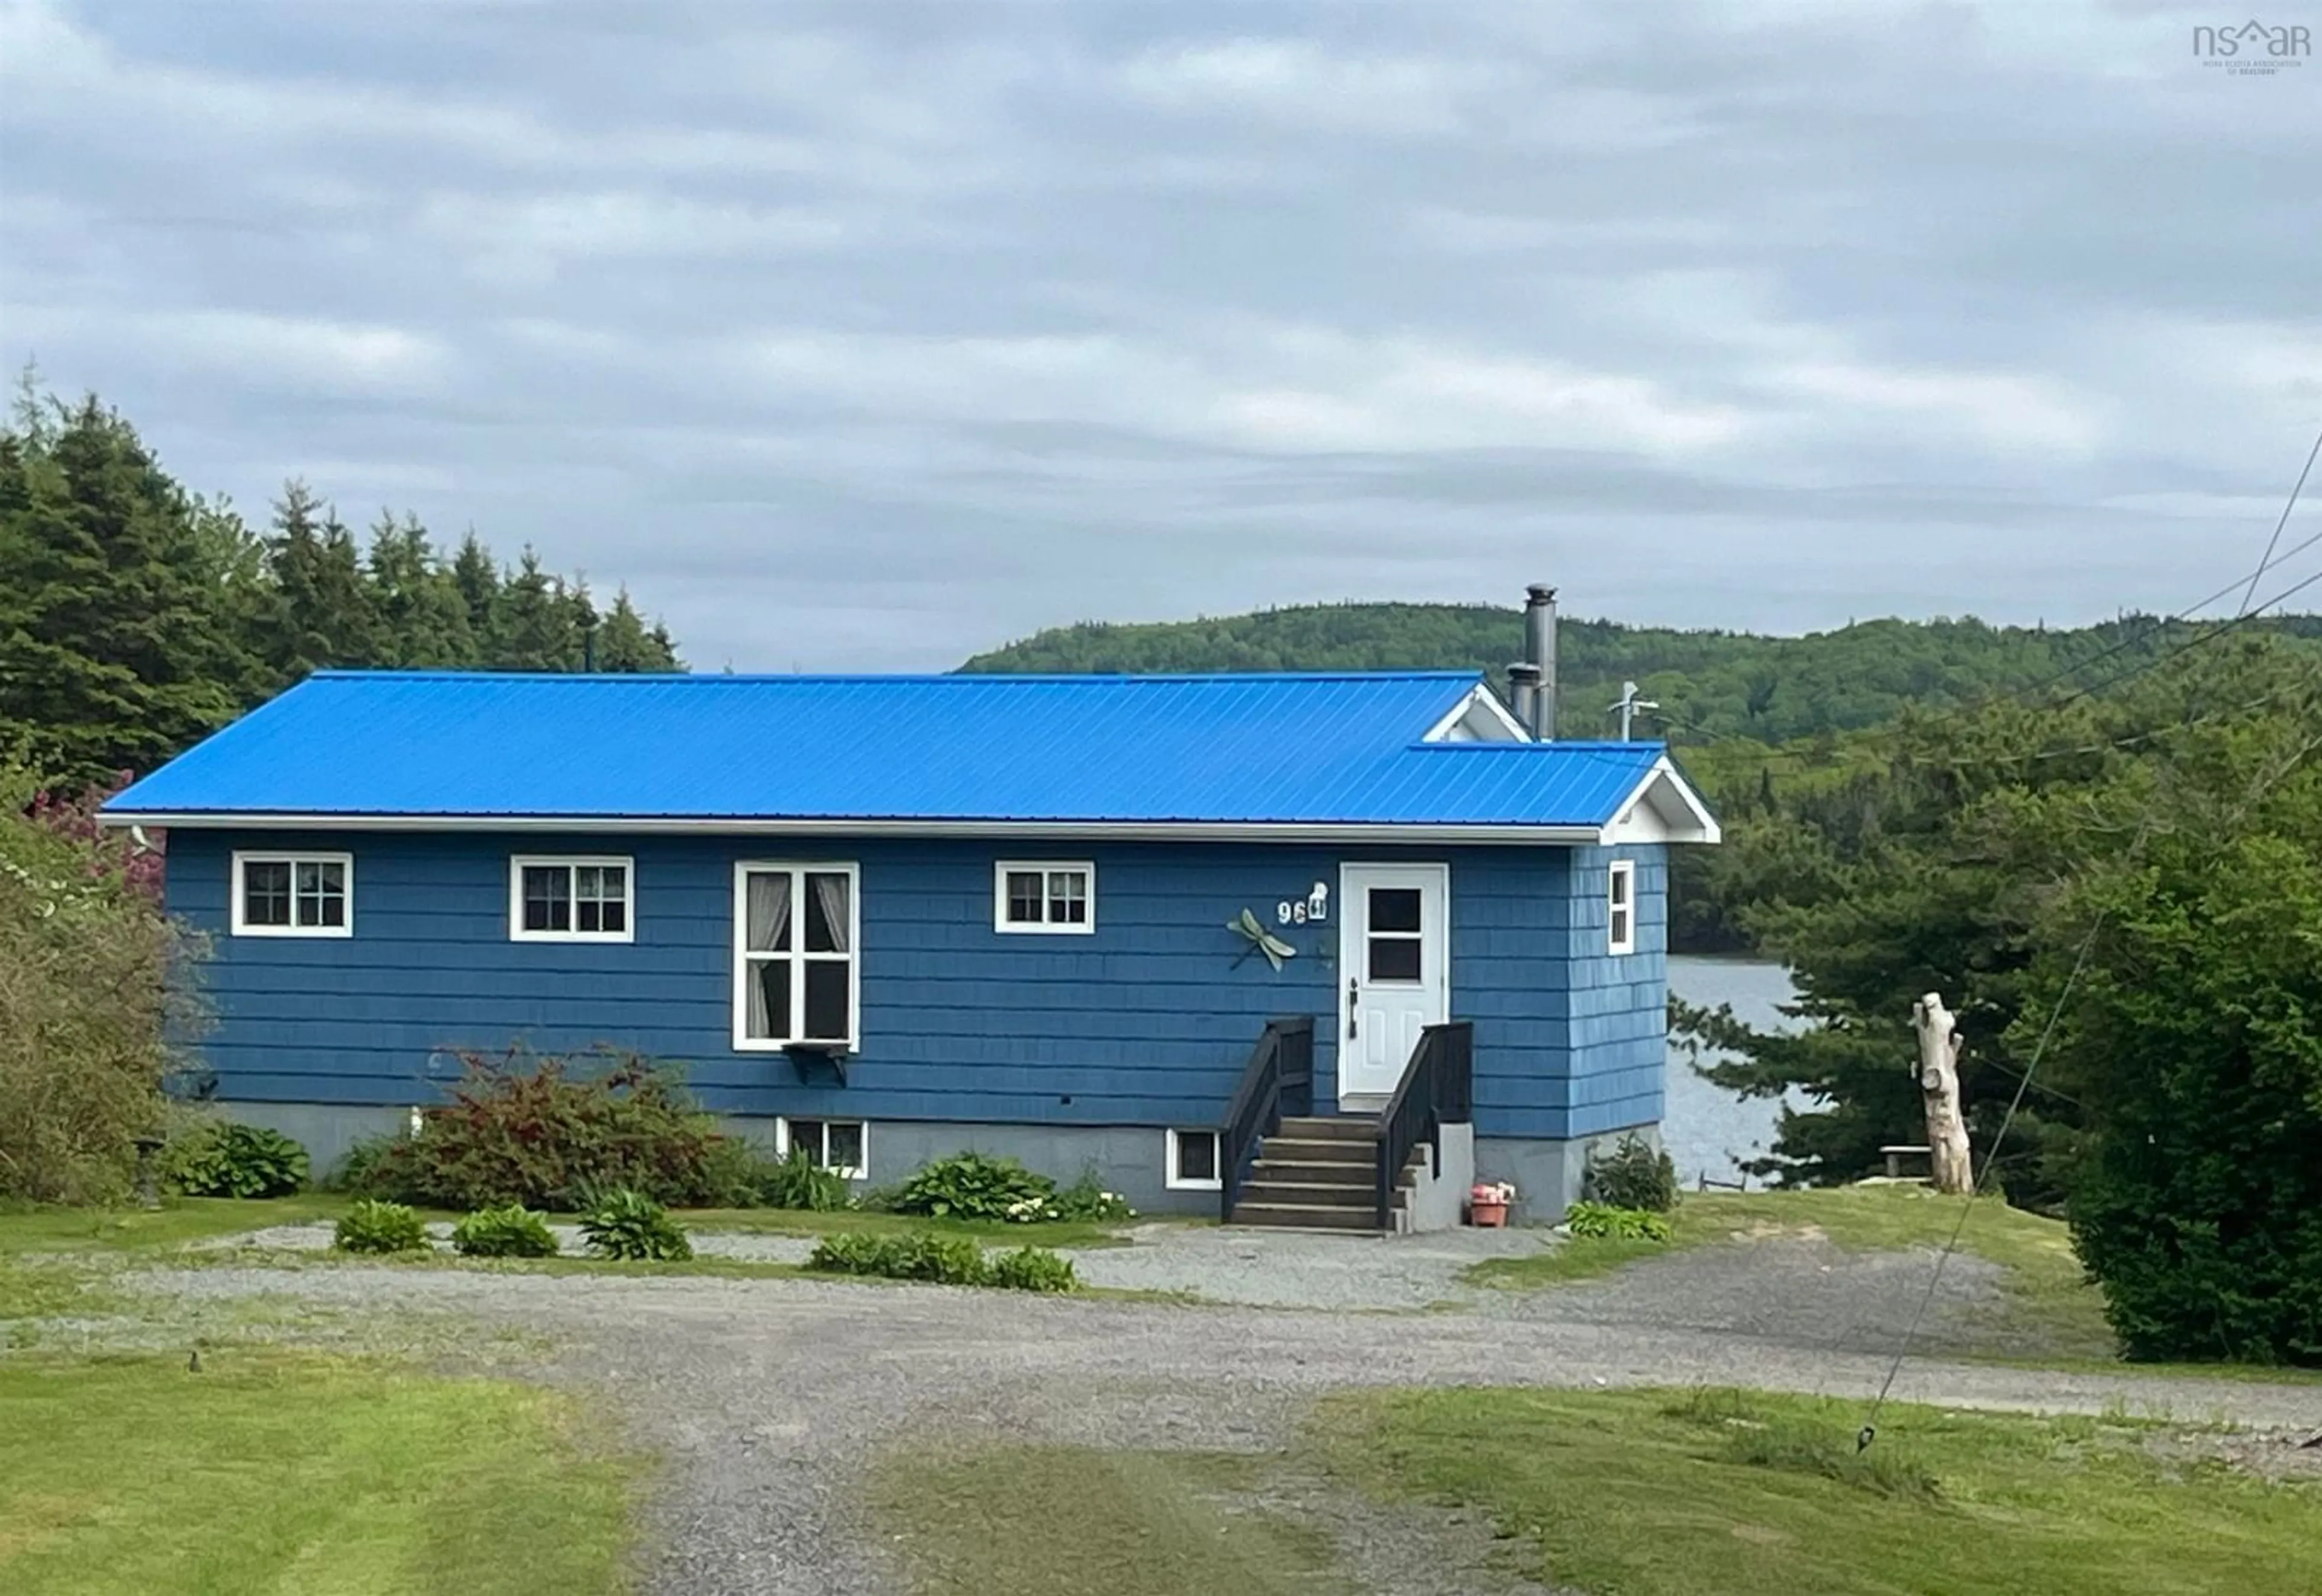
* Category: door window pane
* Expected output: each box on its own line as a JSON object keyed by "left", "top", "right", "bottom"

{"left": 1368, "top": 936, "right": 1423, "bottom": 982}
{"left": 1369, "top": 887, "right": 1422, "bottom": 933}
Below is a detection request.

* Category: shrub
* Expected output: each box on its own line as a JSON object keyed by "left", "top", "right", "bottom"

{"left": 756, "top": 1145, "right": 853, "bottom": 1212}
{"left": 806, "top": 1231, "right": 989, "bottom": 1285}
{"left": 1, "top": 768, "right": 202, "bottom": 1204}
{"left": 1584, "top": 1133, "right": 1678, "bottom": 1213}
{"left": 1052, "top": 1167, "right": 1136, "bottom": 1223}
{"left": 352, "top": 1049, "right": 740, "bottom": 1211}
{"left": 578, "top": 1187, "right": 693, "bottom": 1261}
{"left": 1564, "top": 1201, "right": 1674, "bottom": 1242}
{"left": 986, "top": 1245, "right": 1078, "bottom": 1293}
{"left": 334, "top": 1199, "right": 431, "bottom": 1254}
{"left": 327, "top": 1134, "right": 398, "bottom": 1193}
{"left": 164, "top": 1122, "right": 309, "bottom": 1198}
{"left": 893, "top": 1152, "right": 1056, "bottom": 1221}
{"left": 451, "top": 1203, "right": 559, "bottom": 1258}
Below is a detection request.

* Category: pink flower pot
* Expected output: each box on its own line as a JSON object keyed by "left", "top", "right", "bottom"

{"left": 1470, "top": 1199, "right": 1508, "bottom": 1228}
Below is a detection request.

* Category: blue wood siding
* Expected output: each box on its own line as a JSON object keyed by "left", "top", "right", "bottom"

{"left": 166, "top": 831, "right": 1668, "bottom": 1139}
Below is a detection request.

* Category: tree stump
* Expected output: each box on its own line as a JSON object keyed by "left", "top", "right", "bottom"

{"left": 1911, "top": 992, "right": 1973, "bottom": 1195}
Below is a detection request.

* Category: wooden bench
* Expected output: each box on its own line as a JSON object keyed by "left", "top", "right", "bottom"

{"left": 1879, "top": 1144, "right": 1933, "bottom": 1180}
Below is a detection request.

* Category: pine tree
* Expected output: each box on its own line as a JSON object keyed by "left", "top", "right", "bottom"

{"left": 0, "top": 395, "right": 260, "bottom": 781}
{"left": 495, "top": 548, "right": 576, "bottom": 669}
{"left": 450, "top": 531, "right": 501, "bottom": 653}
{"left": 365, "top": 513, "right": 475, "bottom": 667}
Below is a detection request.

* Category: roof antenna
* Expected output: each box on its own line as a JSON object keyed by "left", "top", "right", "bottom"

{"left": 1609, "top": 681, "right": 1659, "bottom": 741}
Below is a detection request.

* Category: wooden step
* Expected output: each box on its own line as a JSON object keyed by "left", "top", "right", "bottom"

{"left": 1258, "top": 1136, "right": 1382, "bottom": 1165}
{"left": 1250, "top": 1157, "right": 1373, "bottom": 1186}
{"left": 1275, "top": 1115, "right": 1379, "bottom": 1143}
{"left": 1237, "top": 1176, "right": 1371, "bottom": 1207}
{"left": 1227, "top": 1200, "right": 1382, "bottom": 1231}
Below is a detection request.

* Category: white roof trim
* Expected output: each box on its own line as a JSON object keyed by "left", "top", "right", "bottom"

{"left": 1420, "top": 683, "right": 1532, "bottom": 744}
{"left": 1599, "top": 756, "right": 1722, "bottom": 846}
{"left": 103, "top": 811, "right": 1610, "bottom": 846}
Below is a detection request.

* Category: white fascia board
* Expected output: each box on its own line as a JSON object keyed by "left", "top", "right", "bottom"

{"left": 105, "top": 811, "right": 1607, "bottom": 846}
{"left": 1419, "top": 683, "right": 1532, "bottom": 744}
{"left": 1599, "top": 756, "right": 1722, "bottom": 846}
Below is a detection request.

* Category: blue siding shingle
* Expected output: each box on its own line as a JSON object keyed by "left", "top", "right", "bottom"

{"left": 167, "top": 831, "right": 1668, "bottom": 1141}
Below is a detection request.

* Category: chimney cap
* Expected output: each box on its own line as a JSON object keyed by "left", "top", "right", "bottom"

{"left": 1526, "top": 584, "right": 1557, "bottom": 603}
{"left": 1506, "top": 661, "right": 1542, "bottom": 683}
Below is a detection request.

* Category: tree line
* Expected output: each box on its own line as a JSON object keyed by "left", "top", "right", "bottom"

{"left": 964, "top": 599, "right": 2321, "bottom": 746}
{"left": 0, "top": 385, "right": 680, "bottom": 785}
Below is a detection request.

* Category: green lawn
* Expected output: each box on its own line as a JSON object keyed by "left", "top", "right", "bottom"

{"left": 871, "top": 1446, "right": 1340, "bottom": 1595}
{"left": 1467, "top": 1184, "right": 2116, "bottom": 1357}
{"left": 871, "top": 1387, "right": 2322, "bottom": 1596}
{"left": 1314, "top": 1386, "right": 2322, "bottom": 1596}
{"left": 0, "top": 1352, "right": 637, "bottom": 1595}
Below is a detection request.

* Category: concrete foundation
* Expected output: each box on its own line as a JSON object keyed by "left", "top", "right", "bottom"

{"left": 1477, "top": 1121, "right": 1661, "bottom": 1223}
{"left": 220, "top": 1098, "right": 1634, "bottom": 1224}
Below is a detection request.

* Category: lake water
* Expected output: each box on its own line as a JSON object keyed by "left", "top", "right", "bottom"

{"left": 1661, "top": 956, "right": 1801, "bottom": 1187}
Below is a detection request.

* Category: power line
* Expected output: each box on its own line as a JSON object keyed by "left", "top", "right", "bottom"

{"left": 2240, "top": 423, "right": 2322, "bottom": 617}
{"left": 1854, "top": 424, "right": 2320, "bottom": 1452}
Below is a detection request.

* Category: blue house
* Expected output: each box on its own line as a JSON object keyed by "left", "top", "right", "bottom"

{"left": 102, "top": 664, "right": 1718, "bottom": 1225}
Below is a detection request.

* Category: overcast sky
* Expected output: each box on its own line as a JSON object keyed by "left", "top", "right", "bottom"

{"left": 2, "top": 1, "right": 2317, "bottom": 670}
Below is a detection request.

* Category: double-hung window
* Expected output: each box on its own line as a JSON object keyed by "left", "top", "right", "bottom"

{"left": 232, "top": 851, "right": 353, "bottom": 937}
{"left": 994, "top": 861, "right": 1094, "bottom": 933}
{"left": 510, "top": 856, "right": 634, "bottom": 942}
{"left": 1607, "top": 859, "right": 1636, "bottom": 956}
{"left": 735, "top": 862, "right": 858, "bottom": 1049}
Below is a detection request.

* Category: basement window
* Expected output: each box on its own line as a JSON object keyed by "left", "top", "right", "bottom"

{"left": 232, "top": 851, "right": 353, "bottom": 938}
{"left": 1166, "top": 1128, "right": 1220, "bottom": 1191}
{"left": 510, "top": 856, "right": 633, "bottom": 942}
{"left": 1608, "top": 859, "right": 1636, "bottom": 956}
{"left": 995, "top": 861, "right": 1095, "bottom": 934}
{"left": 778, "top": 1118, "right": 867, "bottom": 1180}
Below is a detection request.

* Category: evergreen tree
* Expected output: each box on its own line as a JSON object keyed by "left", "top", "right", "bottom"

{"left": 596, "top": 589, "right": 681, "bottom": 672}
{"left": 365, "top": 512, "right": 476, "bottom": 667}
{"left": 450, "top": 531, "right": 502, "bottom": 652}
{"left": 496, "top": 548, "right": 577, "bottom": 669}
{"left": 0, "top": 395, "right": 258, "bottom": 782}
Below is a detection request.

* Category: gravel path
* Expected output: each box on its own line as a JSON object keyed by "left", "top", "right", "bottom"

{"left": 137, "top": 1257, "right": 2322, "bottom": 1596}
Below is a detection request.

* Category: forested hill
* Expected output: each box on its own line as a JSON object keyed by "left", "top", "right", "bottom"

{"left": 962, "top": 602, "right": 2322, "bottom": 745}
{"left": 0, "top": 386, "right": 682, "bottom": 787}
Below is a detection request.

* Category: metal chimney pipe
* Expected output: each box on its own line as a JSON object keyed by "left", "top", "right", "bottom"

{"left": 1523, "top": 585, "right": 1558, "bottom": 738}
{"left": 1506, "top": 661, "right": 1541, "bottom": 738}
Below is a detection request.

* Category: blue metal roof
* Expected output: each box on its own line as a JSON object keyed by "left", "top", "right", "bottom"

{"left": 103, "top": 671, "right": 1673, "bottom": 831}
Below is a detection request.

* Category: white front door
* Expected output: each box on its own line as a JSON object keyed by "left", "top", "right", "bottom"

{"left": 1336, "top": 862, "right": 1451, "bottom": 1107}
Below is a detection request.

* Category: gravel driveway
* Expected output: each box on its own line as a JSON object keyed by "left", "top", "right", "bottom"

{"left": 140, "top": 1238, "right": 2322, "bottom": 1596}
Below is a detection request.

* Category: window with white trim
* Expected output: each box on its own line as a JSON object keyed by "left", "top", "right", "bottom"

{"left": 1166, "top": 1127, "right": 1220, "bottom": 1190}
{"left": 995, "top": 861, "right": 1094, "bottom": 933}
{"left": 735, "top": 862, "right": 858, "bottom": 1049}
{"left": 232, "top": 851, "right": 353, "bottom": 937}
{"left": 510, "top": 856, "right": 634, "bottom": 941}
{"left": 778, "top": 1117, "right": 867, "bottom": 1179}
{"left": 1607, "top": 859, "right": 1636, "bottom": 956}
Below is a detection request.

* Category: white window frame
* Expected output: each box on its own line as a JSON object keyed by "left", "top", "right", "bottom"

{"left": 732, "top": 861, "right": 861, "bottom": 1051}
{"left": 776, "top": 1117, "right": 869, "bottom": 1180}
{"left": 1165, "top": 1127, "right": 1221, "bottom": 1192}
{"left": 230, "top": 850, "right": 354, "bottom": 938}
{"left": 1607, "top": 858, "right": 1636, "bottom": 956}
{"left": 508, "top": 854, "right": 636, "bottom": 944}
{"left": 993, "top": 860, "right": 1096, "bottom": 935}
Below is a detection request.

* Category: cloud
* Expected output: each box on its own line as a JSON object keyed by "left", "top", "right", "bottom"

{"left": 1, "top": 0, "right": 2316, "bottom": 673}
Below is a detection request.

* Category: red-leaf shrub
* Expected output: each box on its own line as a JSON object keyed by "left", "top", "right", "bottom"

{"left": 350, "top": 1049, "right": 749, "bottom": 1210}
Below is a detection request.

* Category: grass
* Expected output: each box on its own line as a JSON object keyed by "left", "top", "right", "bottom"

{"left": 675, "top": 1205, "right": 1133, "bottom": 1249}
{"left": 1314, "top": 1384, "right": 2322, "bottom": 1596}
{"left": 870, "top": 1446, "right": 1339, "bottom": 1595}
{"left": 1466, "top": 1184, "right": 2117, "bottom": 1358}
{"left": 0, "top": 1351, "right": 637, "bottom": 1595}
